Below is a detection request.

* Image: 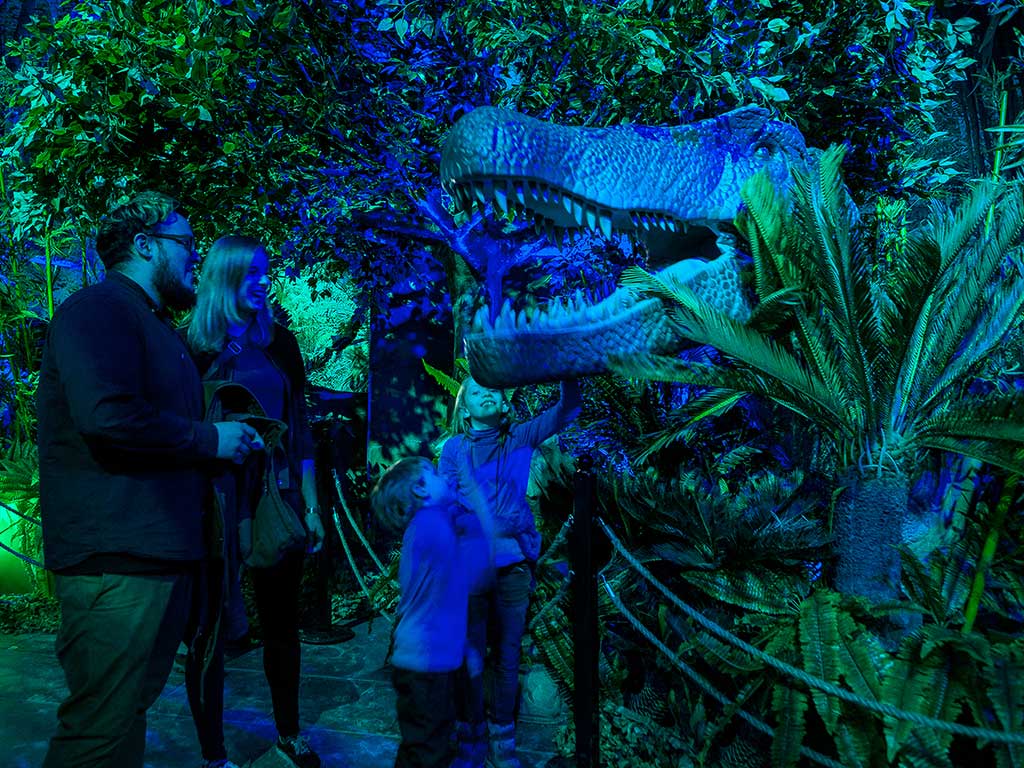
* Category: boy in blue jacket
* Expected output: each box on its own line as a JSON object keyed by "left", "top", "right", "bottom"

{"left": 371, "top": 457, "right": 492, "bottom": 768}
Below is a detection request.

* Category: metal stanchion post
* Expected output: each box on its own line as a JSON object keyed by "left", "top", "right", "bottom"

{"left": 571, "top": 453, "right": 599, "bottom": 767}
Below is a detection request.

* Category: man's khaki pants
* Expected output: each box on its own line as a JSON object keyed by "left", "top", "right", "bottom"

{"left": 42, "top": 570, "right": 193, "bottom": 768}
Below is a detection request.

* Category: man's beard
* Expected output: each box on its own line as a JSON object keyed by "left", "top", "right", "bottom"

{"left": 153, "top": 252, "right": 196, "bottom": 311}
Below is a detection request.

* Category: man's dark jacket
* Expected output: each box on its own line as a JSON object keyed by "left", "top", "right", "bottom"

{"left": 37, "top": 273, "right": 220, "bottom": 574}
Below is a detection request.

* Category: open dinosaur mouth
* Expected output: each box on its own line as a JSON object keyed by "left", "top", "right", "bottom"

{"left": 451, "top": 175, "right": 742, "bottom": 387}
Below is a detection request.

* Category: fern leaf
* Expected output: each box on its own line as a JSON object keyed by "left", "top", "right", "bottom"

{"left": 682, "top": 569, "right": 802, "bottom": 615}
{"left": 833, "top": 709, "right": 883, "bottom": 768}
{"left": 799, "top": 589, "right": 842, "bottom": 731}
{"left": 881, "top": 643, "right": 963, "bottom": 763}
{"left": 985, "top": 644, "right": 1024, "bottom": 768}
{"left": 421, "top": 359, "right": 462, "bottom": 398}
{"left": 770, "top": 685, "right": 808, "bottom": 768}
{"left": 835, "top": 608, "right": 886, "bottom": 701}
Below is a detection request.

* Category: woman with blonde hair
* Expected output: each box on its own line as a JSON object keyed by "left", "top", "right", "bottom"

{"left": 185, "top": 235, "right": 326, "bottom": 768}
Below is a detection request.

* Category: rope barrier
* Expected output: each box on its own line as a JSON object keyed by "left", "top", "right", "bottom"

{"left": 0, "top": 538, "right": 42, "bottom": 568}
{"left": 601, "top": 574, "right": 846, "bottom": 768}
{"left": 330, "top": 506, "right": 393, "bottom": 624}
{"left": 529, "top": 569, "right": 573, "bottom": 633}
{"left": 330, "top": 470, "right": 397, "bottom": 623}
{"left": 536, "top": 514, "right": 573, "bottom": 567}
{"left": 332, "top": 469, "right": 392, "bottom": 578}
{"left": 595, "top": 516, "right": 1024, "bottom": 746}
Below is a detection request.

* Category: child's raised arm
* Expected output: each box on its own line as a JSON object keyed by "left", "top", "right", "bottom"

{"left": 515, "top": 378, "right": 582, "bottom": 448}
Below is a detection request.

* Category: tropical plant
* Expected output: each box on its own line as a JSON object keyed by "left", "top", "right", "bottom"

{"left": 612, "top": 147, "right": 1024, "bottom": 610}
{"left": 0, "top": 441, "right": 44, "bottom": 591}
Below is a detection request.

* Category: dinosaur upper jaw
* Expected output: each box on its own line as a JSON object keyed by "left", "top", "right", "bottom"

{"left": 446, "top": 171, "right": 723, "bottom": 242}
{"left": 441, "top": 105, "right": 805, "bottom": 244}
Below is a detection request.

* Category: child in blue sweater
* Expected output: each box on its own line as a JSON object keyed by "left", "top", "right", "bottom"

{"left": 439, "top": 376, "right": 581, "bottom": 768}
{"left": 371, "top": 457, "right": 491, "bottom": 768}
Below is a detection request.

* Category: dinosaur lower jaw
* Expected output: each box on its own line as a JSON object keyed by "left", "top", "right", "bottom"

{"left": 465, "top": 288, "right": 681, "bottom": 388}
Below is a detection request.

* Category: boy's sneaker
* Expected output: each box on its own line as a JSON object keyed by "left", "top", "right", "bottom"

{"left": 277, "top": 734, "right": 322, "bottom": 768}
{"left": 200, "top": 760, "right": 242, "bottom": 768}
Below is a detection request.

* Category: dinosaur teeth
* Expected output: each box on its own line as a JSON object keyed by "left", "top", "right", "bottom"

{"left": 514, "top": 183, "right": 526, "bottom": 206}
{"left": 598, "top": 210, "right": 613, "bottom": 238}
{"left": 585, "top": 205, "right": 597, "bottom": 232}
{"left": 545, "top": 222, "right": 557, "bottom": 245}
{"left": 561, "top": 196, "right": 574, "bottom": 217}
{"left": 472, "top": 182, "right": 487, "bottom": 205}
{"left": 572, "top": 199, "right": 585, "bottom": 227}
{"left": 492, "top": 184, "right": 508, "bottom": 215}
{"left": 472, "top": 305, "right": 488, "bottom": 331}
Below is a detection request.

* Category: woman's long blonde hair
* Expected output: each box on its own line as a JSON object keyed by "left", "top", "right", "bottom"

{"left": 188, "top": 235, "right": 275, "bottom": 353}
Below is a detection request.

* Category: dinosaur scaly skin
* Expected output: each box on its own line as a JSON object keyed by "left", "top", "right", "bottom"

{"left": 440, "top": 106, "right": 810, "bottom": 387}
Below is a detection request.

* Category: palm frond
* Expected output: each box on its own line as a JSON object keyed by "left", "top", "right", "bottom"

{"left": 915, "top": 437, "right": 1024, "bottom": 478}
{"left": 932, "top": 181, "right": 1001, "bottom": 271}
{"left": 608, "top": 352, "right": 844, "bottom": 434}
{"left": 917, "top": 391, "right": 1024, "bottom": 448}
{"left": 634, "top": 390, "right": 747, "bottom": 464}
{"left": 925, "top": 273, "right": 1024, "bottom": 417}
{"left": 917, "top": 186, "right": 1024, "bottom": 408}
{"left": 738, "top": 169, "right": 803, "bottom": 299}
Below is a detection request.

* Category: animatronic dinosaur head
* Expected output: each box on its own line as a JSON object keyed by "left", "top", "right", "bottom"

{"left": 440, "top": 106, "right": 810, "bottom": 387}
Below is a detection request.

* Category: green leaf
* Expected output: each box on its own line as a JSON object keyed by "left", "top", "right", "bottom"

{"left": 638, "top": 29, "right": 670, "bottom": 51}
{"left": 799, "top": 590, "right": 841, "bottom": 731}
{"left": 770, "top": 685, "right": 808, "bottom": 767}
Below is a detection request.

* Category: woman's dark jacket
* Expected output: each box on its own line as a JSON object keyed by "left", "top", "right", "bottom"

{"left": 192, "top": 323, "right": 314, "bottom": 524}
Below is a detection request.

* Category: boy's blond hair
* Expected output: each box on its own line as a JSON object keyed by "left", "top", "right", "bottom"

{"left": 371, "top": 456, "right": 434, "bottom": 533}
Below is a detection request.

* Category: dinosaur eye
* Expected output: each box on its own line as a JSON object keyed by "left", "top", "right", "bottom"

{"left": 754, "top": 142, "right": 775, "bottom": 159}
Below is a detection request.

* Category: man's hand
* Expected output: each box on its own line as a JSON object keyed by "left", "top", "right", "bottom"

{"left": 213, "top": 421, "right": 263, "bottom": 464}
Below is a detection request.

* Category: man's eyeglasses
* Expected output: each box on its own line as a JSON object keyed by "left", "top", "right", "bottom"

{"left": 148, "top": 232, "right": 196, "bottom": 254}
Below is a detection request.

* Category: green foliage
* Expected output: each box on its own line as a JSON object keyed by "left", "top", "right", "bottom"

{"left": 0, "top": 593, "right": 59, "bottom": 633}
{"left": 614, "top": 150, "right": 1024, "bottom": 481}
{"left": 451, "top": 0, "right": 980, "bottom": 193}
{"left": 274, "top": 261, "right": 369, "bottom": 392}
{"left": 0, "top": 441, "right": 44, "bottom": 590}
{"left": 554, "top": 699, "right": 696, "bottom": 768}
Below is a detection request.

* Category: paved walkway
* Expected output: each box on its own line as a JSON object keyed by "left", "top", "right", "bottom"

{"left": 3, "top": 621, "right": 562, "bottom": 768}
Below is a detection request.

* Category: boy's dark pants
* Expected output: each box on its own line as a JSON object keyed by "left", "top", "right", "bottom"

{"left": 42, "top": 570, "right": 194, "bottom": 768}
{"left": 392, "top": 667, "right": 456, "bottom": 768}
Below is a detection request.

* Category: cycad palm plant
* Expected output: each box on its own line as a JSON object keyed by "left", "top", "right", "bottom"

{"left": 612, "top": 146, "right": 1024, "bottom": 607}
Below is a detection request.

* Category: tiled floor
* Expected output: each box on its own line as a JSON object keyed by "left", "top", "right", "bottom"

{"left": 3, "top": 622, "right": 563, "bottom": 767}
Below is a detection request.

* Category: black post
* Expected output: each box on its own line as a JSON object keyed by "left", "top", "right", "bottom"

{"left": 571, "top": 453, "right": 599, "bottom": 768}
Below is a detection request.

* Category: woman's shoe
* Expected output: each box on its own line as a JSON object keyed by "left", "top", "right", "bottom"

{"left": 277, "top": 734, "right": 322, "bottom": 768}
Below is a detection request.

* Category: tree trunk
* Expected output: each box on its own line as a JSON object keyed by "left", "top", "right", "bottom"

{"left": 833, "top": 472, "right": 909, "bottom": 605}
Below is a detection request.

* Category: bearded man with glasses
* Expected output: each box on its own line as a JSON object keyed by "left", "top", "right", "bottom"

{"left": 37, "top": 191, "right": 262, "bottom": 768}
